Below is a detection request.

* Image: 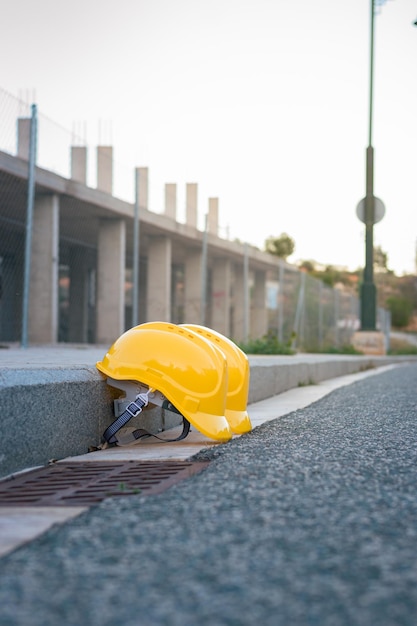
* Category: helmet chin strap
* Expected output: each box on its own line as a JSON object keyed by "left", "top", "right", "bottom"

{"left": 101, "top": 378, "right": 190, "bottom": 447}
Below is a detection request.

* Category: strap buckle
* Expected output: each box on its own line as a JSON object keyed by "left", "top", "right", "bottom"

{"left": 125, "top": 397, "right": 147, "bottom": 418}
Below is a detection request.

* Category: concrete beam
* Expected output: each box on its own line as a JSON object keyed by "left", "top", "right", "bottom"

{"left": 97, "top": 146, "right": 113, "bottom": 194}
{"left": 208, "top": 197, "right": 219, "bottom": 235}
{"left": 71, "top": 146, "right": 87, "bottom": 184}
{"left": 165, "top": 183, "right": 177, "bottom": 219}
{"left": 17, "top": 118, "right": 31, "bottom": 160}
{"left": 186, "top": 183, "right": 198, "bottom": 228}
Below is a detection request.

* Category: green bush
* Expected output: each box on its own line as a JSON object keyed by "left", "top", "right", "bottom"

{"left": 388, "top": 336, "right": 417, "bottom": 355}
{"left": 388, "top": 345, "right": 417, "bottom": 355}
{"left": 310, "top": 344, "right": 363, "bottom": 355}
{"left": 237, "top": 333, "right": 294, "bottom": 355}
{"left": 386, "top": 296, "right": 413, "bottom": 328}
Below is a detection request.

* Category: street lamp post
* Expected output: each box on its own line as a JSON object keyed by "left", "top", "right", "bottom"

{"left": 358, "top": 0, "right": 386, "bottom": 331}
{"left": 352, "top": 0, "right": 387, "bottom": 355}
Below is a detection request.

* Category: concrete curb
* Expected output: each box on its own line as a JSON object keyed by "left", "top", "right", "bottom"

{"left": 1, "top": 351, "right": 415, "bottom": 478}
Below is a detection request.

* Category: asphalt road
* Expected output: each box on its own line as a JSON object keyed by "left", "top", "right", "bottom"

{"left": 0, "top": 363, "right": 416, "bottom": 626}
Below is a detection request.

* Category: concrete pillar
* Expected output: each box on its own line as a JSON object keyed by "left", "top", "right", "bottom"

{"left": 208, "top": 197, "right": 219, "bottom": 235}
{"left": 184, "top": 249, "right": 203, "bottom": 323}
{"left": 137, "top": 167, "right": 149, "bottom": 210}
{"left": 97, "top": 146, "right": 113, "bottom": 194}
{"left": 165, "top": 183, "right": 177, "bottom": 219}
{"left": 96, "top": 219, "right": 125, "bottom": 344}
{"left": 211, "top": 258, "right": 232, "bottom": 336}
{"left": 28, "top": 194, "right": 60, "bottom": 343}
{"left": 147, "top": 236, "right": 172, "bottom": 321}
{"left": 186, "top": 183, "right": 198, "bottom": 228}
{"left": 17, "top": 118, "right": 31, "bottom": 160}
{"left": 251, "top": 270, "right": 268, "bottom": 339}
{"left": 71, "top": 146, "right": 87, "bottom": 184}
{"left": 232, "top": 264, "right": 246, "bottom": 343}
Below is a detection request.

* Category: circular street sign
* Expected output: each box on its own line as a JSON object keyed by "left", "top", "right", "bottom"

{"left": 356, "top": 196, "right": 386, "bottom": 224}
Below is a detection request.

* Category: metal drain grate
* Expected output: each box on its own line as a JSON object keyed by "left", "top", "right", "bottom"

{"left": 0, "top": 461, "right": 209, "bottom": 507}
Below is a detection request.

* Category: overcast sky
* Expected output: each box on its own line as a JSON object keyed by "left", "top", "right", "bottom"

{"left": 2, "top": 0, "right": 417, "bottom": 274}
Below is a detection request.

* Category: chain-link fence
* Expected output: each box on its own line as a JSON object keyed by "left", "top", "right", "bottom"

{"left": 266, "top": 264, "right": 389, "bottom": 352}
{"left": 0, "top": 87, "right": 390, "bottom": 350}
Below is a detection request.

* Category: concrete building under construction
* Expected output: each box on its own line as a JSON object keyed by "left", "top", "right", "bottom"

{"left": 0, "top": 101, "right": 378, "bottom": 352}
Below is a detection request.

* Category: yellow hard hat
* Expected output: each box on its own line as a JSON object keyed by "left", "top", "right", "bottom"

{"left": 97, "top": 321, "right": 232, "bottom": 442}
{"left": 181, "top": 324, "right": 252, "bottom": 435}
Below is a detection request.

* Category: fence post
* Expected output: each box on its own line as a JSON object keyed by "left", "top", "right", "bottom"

{"left": 318, "top": 281, "right": 324, "bottom": 349}
{"left": 334, "top": 287, "right": 340, "bottom": 347}
{"left": 21, "top": 104, "right": 37, "bottom": 348}
{"left": 292, "top": 271, "right": 305, "bottom": 351}
{"left": 132, "top": 167, "right": 141, "bottom": 326}
{"left": 385, "top": 310, "right": 391, "bottom": 352}
{"left": 200, "top": 213, "right": 208, "bottom": 325}
{"left": 278, "top": 260, "right": 284, "bottom": 343}
{"left": 243, "top": 242, "right": 249, "bottom": 342}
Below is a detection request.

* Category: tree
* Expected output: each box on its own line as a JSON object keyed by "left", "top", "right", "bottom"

{"left": 264, "top": 233, "right": 295, "bottom": 259}
{"left": 298, "top": 260, "right": 316, "bottom": 273}
{"left": 374, "top": 245, "right": 389, "bottom": 272}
